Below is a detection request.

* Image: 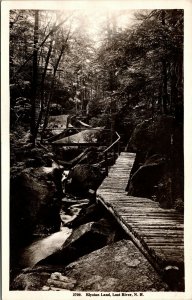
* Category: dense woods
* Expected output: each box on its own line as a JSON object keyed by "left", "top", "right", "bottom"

{"left": 10, "top": 9, "right": 183, "bottom": 137}
{"left": 9, "top": 8, "right": 184, "bottom": 291}
{"left": 10, "top": 8, "right": 184, "bottom": 204}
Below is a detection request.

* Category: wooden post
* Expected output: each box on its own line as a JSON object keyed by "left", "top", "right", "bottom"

{"left": 113, "top": 145, "right": 116, "bottom": 162}
{"left": 105, "top": 152, "right": 108, "bottom": 176}
{"left": 118, "top": 141, "right": 120, "bottom": 155}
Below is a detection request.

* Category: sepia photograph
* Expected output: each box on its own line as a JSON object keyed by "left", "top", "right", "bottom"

{"left": 1, "top": 1, "right": 192, "bottom": 299}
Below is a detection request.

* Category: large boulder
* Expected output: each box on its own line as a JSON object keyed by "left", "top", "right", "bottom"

{"left": 37, "top": 218, "right": 117, "bottom": 267}
{"left": 152, "top": 172, "right": 175, "bottom": 209}
{"left": 60, "top": 199, "right": 90, "bottom": 226}
{"left": 65, "top": 164, "right": 104, "bottom": 197}
{"left": 64, "top": 240, "right": 168, "bottom": 291}
{"left": 11, "top": 143, "right": 54, "bottom": 169}
{"left": 10, "top": 165, "right": 64, "bottom": 256}
{"left": 66, "top": 203, "right": 104, "bottom": 229}
{"left": 11, "top": 270, "right": 51, "bottom": 291}
{"left": 126, "top": 116, "right": 183, "bottom": 208}
{"left": 128, "top": 116, "right": 177, "bottom": 155}
{"left": 127, "top": 155, "right": 166, "bottom": 198}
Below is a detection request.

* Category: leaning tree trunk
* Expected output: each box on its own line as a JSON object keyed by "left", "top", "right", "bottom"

{"left": 30, "top": 10, "right": 39, "bottom": 145}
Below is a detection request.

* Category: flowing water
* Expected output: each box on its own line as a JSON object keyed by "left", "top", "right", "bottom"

{"left": 18, "top": 166, "right": 90, "bottom": 269}
{"left": 19, "top": 198, "right": 89, "bottom": 268}
{"left": 20, "top": 227, "right": 72, "bottom": 267}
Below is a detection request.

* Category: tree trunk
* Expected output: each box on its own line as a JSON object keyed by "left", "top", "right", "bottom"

{"left": 174, "top": 54, "right": 183, "bottom": 121}
{"left": 34, "top": 38, "right": 53, "bottom": 140}
{"left": 161, "top": 10, "right": 168, "bottom": 114}
{"left": 162, "top": 58, "right": 168, "bottom": 114}
{"left": 40, "top": 24, "right": 71, "bottom": 141}
{"left": 30, "top": 10, "right": 39, "bottom": 145}
{"left": 15, "top": 14, "right": 72, "bottom": 77}
{"left": 41, "top": 43, "right": 65, "bottom": 140}
{"left": 170, "top": 61, "right": 178, "bottom": 114}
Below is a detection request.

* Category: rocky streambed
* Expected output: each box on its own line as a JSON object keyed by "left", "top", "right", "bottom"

{"left": 10, "top": 142, "right": 129, "bottom": 290}
{"left": 10, "top": 124, "right": 178, "bottom": 292}
{"left": 11, "top": 190, "right": 132, "bottom": 290}
{"left": 11, "top": 193, "right": 169, "bottom": 292}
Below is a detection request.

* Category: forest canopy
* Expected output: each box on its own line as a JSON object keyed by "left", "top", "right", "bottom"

{"left": 10, "top": 9, "right": 183, "bottom": 143}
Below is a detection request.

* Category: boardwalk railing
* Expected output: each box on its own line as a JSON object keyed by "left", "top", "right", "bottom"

{"left": 103, "top": 131, "right": 120, "bottom": 176}
{"left": 44, "top": 124, "right": 121, "bottom": 175}
{"left": 64, "top": 130, "right": 121, "bottom": 176}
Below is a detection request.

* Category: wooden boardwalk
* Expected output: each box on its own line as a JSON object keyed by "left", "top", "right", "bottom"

{"left": 97, "top": 152, "right": 184, "bottom": 272}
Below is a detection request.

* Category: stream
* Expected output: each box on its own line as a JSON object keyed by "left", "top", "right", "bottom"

{"left": 20, "top": 227, "right": 72, "bottom": 267}
{"left": 19, "top": 195, "right": 90, "bottom": 268}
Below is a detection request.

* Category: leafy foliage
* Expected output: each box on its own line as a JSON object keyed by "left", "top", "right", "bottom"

{"left": 10, "top": 9, "right": 183, "bottom": 143}
{"left": 94, "top": 10, "right": 183, "bottom": 119}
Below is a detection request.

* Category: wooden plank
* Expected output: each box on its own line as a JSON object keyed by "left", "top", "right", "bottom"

{"left": 117, "top": 211, "right": 183, "bottom": 217}
{"left": 122, "top": 216, "right": 183, "bottom": 223}
{"left": 143, "top": 236, "right": 183, "bottom": 240}
{"left": 152, "top": 248, "right": 184, "bottom": 254}
{"left": 128, "top": 218, "right": 183, "bottom": 223}
{"left": 97, "top": 152, "right": 184, "bottom": 271}
{"left": 142, "top": 231, "right": 184, "bottom": 237}
{"left": 129, "top": 225, "right": 183, "bottom": 231}
{"left": 99, "top": 188, "right": 126, "bottom": 191}
{"left": 122, "top": 220, "right": 183, "bottom": 226}
{"left": 131, "top": 226, "right": 183, "bottom": 231}
{"left": 139, "top": 232, "right": 183, "bottom": 237}
{"left": 97, "top": 189, "right": 126, "bottom": 194}
{"left": 117, "top": 215, "right": 183, "bottom": 221}
{"left": 100, "top": 181, "right": 127, "bottom": 185}
{"left": 115, "top": 206, "right": 182, "bottom": 213}
{"left": 98, "top": 193, "right": 157, "bottom": 202}
{"left": 143, "top": 238, "right": 184, "bottom": 243}
{"left": 119, "top": 211, "right": 183, "bottom": 217}
{"left": 106, "top": 199, "right": 160, "bottom": 205}
{"left": 121, "top": 216, "right": 183, "bottom": 223}
{"left": 107, "top": 198, "right": 161, "bottom": 205}
{"left": 149, "top": 245, "right": 184, "bottom": 250}
{"left": 152, "top": 248, "right": 184, "bottom": 257}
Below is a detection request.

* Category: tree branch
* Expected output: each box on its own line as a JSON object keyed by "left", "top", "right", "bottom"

{"left": 14, "top": 13, "right": 73, "bottom": 76}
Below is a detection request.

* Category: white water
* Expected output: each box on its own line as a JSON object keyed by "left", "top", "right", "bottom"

{"left": 20, "top": 227, "right": 72, "bottom": 267}
{"left": 60, "top": 201, "right": 89, "bottom": 225}
{"left": 19, "top": 167, "right": 89, "bottom": 268}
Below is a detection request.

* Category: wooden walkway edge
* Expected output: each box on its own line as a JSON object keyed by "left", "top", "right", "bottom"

{"left": 97, "top": 152, "right": 184, "bottom": 273}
